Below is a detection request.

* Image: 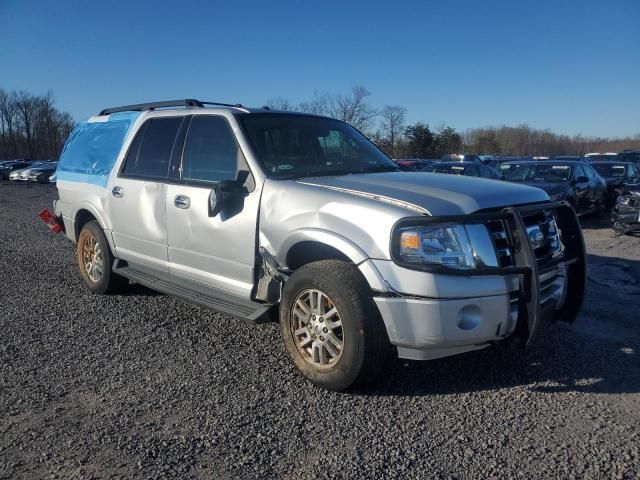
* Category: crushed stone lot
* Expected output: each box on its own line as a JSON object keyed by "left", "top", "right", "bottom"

{"left": 1, "top": 182, "right": 639, "bottom": 480}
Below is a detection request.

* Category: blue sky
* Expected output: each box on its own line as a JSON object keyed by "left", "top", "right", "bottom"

{"left": 1, "top": 0, "right": 638, "bottom": 137}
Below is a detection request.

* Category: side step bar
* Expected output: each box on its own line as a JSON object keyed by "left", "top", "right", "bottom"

{"left": 113, "top": 260, "right": 273, "bottom": 322}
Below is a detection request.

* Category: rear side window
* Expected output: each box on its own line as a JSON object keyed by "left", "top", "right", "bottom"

{"left": 122, "top": 117, "right": 183, "bottom": 179}
{"left": 181, "top": 116, "right": 240, "bottom": 183}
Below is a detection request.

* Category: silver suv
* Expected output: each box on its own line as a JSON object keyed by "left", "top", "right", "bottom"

{"left": 49, "top": 99, "right": 586, "bottom": 391}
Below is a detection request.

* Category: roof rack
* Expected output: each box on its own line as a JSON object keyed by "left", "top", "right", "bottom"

{"left": 99, "top": 99, "right": 245, "bottom": 116}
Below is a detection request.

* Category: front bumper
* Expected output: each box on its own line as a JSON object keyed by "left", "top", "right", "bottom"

{"left": 371, "top": 202, "right": 586, "bottom": 360}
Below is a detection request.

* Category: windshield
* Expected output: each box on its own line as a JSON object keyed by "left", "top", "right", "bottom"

{"left": 432, "top": 165, "right": 466, "bottom": 175}
{"left": 237, "top": 114, "right": 398, "bottom": 179}
{"left": 593, "top": 163, "right": 627, "bottom": 178}
{"left": 500, "top": 163, "right": 572, "bottom": 182}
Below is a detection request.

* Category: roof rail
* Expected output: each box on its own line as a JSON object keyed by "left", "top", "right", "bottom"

{"left": 99, "top": 99, "right": 245, "bottom": 116}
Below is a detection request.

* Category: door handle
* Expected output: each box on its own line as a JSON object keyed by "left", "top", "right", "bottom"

{"left": 174, "top": 195, "right": 191, "bottom": 209}
{"left": 112, "top": 186, "right": 124, "bottom": 198}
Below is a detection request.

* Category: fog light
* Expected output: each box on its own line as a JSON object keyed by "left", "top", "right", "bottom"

{"left": 457, "top": 305, "right": 481, "bottom": 331}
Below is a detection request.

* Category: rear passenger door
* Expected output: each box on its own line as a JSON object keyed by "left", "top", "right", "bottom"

{"left": 164, "top": 114, "right": 260, "bottom": 299}
{"left": 108, "top": 116, "right": 186, "bottom": 272}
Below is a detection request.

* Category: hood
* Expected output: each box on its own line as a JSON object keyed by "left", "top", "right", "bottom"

{"left": 297, "top": 172, "right": 549, "bottom": 216}
{"left": 519, "top": 181, "right": 569, "bottom": 196}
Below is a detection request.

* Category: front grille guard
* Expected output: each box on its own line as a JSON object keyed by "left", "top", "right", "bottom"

{"left": 390, "top": 201, "right": 587, "bottom": 340}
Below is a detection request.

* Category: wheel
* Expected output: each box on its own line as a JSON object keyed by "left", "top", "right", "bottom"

{"left": 279, "top": 260, "right": 388, "bottom": 391}
{"left": 77, "top": 221, "right": 128, "bottom": 294}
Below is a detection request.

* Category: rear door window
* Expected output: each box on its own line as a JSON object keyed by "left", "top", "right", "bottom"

{"left": 181, "top": 115, "right": 241, "bottom": 183}
{"left": 121, "top": 117, "right": 184, "bottom": 179}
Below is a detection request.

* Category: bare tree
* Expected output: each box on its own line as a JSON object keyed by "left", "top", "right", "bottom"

{"left": 380, "top": 105, "right": 407, "bottom": 157}
{"left": 297, "top": 86, "right": 378, "bottom": 132}
{"left": 0, "top": 88, "right": 76, "bottom": 160}
{"left": 14, "top": 91, "right": 40, "bottom": 158}
{"left": 0, "top": 89, "right": 18, "bottom": 158}
{"left": 298, "top": 90, "right": 331, "bottom": 116}
{"left": 326, "top": 86, "right": 378, "bottom": 132}
{"left": 265, "top": 97, "right": 294, "bottom": 111}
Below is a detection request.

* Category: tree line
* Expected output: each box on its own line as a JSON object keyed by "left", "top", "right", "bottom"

{"left": 2, "top": 86, "right": 638, "bottom": 162}
{"left": 0, "top": 88, "right": 75, "bottom": 161}
{"left": 267, "top": 86, "right": 640, "bottom": 159}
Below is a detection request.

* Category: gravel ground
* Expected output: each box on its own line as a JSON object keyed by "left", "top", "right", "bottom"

{"left": 1, "top": 182, "right": 639, "bottom": 480}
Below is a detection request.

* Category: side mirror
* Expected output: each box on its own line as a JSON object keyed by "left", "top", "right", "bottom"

{"left": 208, "top": 170, "right": 250, "bottom": 217}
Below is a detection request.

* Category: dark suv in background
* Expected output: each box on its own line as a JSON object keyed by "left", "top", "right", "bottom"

{"left": 499, "top": 160, "right": 607, "bottom": 215}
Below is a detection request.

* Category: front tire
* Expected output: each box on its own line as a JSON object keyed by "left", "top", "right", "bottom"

{"left": 77, "top": 221, "right": 128, "bottom": 294}
{"left": 279, "top": 260, "right": 388, "bottom": 391}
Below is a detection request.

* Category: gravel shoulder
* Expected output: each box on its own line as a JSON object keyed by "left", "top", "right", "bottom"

{"left": 1, "top": 182, "right": 639, "bottom": 479}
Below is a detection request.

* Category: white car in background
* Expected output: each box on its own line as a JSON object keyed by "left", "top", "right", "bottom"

{"left": 9, "top": 161, "right": 51, "bottom": 181}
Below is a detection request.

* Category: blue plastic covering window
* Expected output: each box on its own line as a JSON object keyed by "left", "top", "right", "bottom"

{"left": 56, "top": 112, "right": 140, "bottom": 187}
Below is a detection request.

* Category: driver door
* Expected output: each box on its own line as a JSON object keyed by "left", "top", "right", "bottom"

{"left": 165, "top": 114, "right": 261, "bottom": 299}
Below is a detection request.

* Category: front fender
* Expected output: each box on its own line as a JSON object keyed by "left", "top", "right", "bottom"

{"left": 278, "top": 228, "right": 369, "bottom": 267}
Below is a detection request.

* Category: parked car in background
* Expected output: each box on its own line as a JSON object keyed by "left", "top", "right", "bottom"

{"left": 27, "top": 163, "right": 58, "bottom": 184}
{"left": 427, "top": 161, "right": 503, "bottom": 179}
{"left": 394, "top": 159, "right": 437, "bottom": 171}
{"left": 616, "top": 150, "right": 640, "bottom": 165}
{"left": 585, "top": 152, "right": 617, "bottom": 162}
{"left": 612, "top": 184, "right": 640, "bottom": 234}
{"left": 549, "top": 155, "right": 584, "bottom": 161}
{"left": 0, "top": 161, "right": 33, "bottom": 180}
{"left": 442, "top": 154, "right": 481, "bottom": 163}
{"left": 484, "top": 156, "right": 533, "bottom": 169}
{"left": 499, "top": 160, "right": 606, "bottom": 215}
{"left": 591, "top": 161, "right": 640, "bottom": 208}
{"left": 10, "top": 161, "right": 52, "bottom": 181}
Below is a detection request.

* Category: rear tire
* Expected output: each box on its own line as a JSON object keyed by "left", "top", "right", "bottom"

{"left": 279, "top": 260, "right": 388, "bottom": 391}
{"left": 77, "top": 221, "right": 128, "bottom": 294}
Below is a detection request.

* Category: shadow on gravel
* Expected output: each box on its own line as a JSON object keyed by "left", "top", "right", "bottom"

{"left": 361, "top": 253, "right": 640, "bottom": 398}
{"left": 119, "top": 284, "right": 163, "bottom": 297}
{"left": 580, "top": 214, "right": 615, "bottom": 231}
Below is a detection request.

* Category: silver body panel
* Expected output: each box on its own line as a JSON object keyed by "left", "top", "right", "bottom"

{"left": 56, "top": 106, "right": 564, "bottom": 361}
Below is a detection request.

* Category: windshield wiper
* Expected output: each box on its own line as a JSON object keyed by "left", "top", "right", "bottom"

{"left": 273, "top": 168, "right": 353, "bottom": 180}
{"left": 360, "top": 165, "right": 401, "bottom": 173}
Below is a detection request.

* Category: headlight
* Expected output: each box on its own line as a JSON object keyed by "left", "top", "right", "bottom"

{"left": 394, "top": 223, "right": 478, "bottom": 269}
{"left": 617, "top": 195, "right": 631, "bottom": 206}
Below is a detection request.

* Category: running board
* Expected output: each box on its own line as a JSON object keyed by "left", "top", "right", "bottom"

{"left": 113, "top": 260, "right": 272, "bottom": 322}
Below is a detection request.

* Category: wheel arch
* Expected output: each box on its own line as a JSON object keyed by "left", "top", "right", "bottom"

{"left": 73, "top": 203, "right": 111, "bottom": 245}
{"left": 278, "top": 229, "right": 369, "bottom": 271}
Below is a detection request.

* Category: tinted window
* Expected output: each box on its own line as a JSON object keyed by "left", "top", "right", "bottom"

{"left": 122, "top": 117, "right": 183, "bottom": 179}
{"left": 465, "top": 166, "right": 479, "bottom": 176}
{"left": 593, "top": 163, "right": 626, "bottom": 178}
{"left": 574, "top": 165, "right": 586, "bottom": 180}
{"left": 583, "top": 165, "right": 596, "bottom": 178}
{"left": 182, "top": 116, "right": 240, "bottom": 183}
{"left": 479, "top": 165, "right": 496, "bottom": 178}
